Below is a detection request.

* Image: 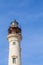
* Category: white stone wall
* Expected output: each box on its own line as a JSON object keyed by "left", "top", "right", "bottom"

{"left": 7, "top": 34, "right": 21, "bottom": 65}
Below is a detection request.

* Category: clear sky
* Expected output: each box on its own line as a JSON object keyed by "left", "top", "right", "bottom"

{"left": 0, "top": 0, "right": 43, "bottom": 65}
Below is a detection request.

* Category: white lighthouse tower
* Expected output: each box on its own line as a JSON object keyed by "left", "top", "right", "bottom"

{"left": 7, "top": 20, "right": 22, "bottom": 65}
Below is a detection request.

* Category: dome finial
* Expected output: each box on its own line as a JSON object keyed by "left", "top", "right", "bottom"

{"left": 11, "top": 20, "right": 18, "bottom": 27}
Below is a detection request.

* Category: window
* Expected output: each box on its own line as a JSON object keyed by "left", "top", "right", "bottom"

{"left": 13, "top": 42, "right": 16, "bottom": 45}
{"left": 12, "top": 58, "right": 16, "bottom": 63}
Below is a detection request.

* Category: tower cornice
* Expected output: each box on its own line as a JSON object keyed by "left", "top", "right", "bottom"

{"left": 7, "top": 33, "right": 22, "bottom": 42}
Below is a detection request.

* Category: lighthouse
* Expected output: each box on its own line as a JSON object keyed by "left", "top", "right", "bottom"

{"left": 7, "top": 20, "right": 22, "bottom": 65}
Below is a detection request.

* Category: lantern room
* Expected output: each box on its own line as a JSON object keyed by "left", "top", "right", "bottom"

{"left": 8, "top": 20, "right": 21, "bottom": 34}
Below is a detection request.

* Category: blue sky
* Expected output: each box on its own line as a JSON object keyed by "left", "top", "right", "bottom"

{"left": 0, "top": 0, "right": 43, "bottom": 65}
